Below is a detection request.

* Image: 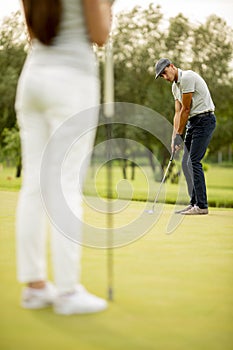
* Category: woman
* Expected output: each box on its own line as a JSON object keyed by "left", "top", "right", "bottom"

{"left": 15, "top": 0, "right": 113, "bottom": 315}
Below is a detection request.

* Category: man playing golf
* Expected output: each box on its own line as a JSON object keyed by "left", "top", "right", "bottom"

{"left": 155, "top": 58, "right": 216, "bottom": 215}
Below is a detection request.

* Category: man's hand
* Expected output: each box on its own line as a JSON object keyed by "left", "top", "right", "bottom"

{"left": 173, "top": 133, "right": 183, "bottom": 152}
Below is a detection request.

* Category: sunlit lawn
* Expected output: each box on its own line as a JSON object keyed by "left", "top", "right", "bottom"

{"left": 84, "top": 163, "right": 233, "bottom": 207}
{"left": 2, "top": 163, "right": 232, "bottom": 207}
{"left": 0, "top": 191, "right": 233, "bottom": 350}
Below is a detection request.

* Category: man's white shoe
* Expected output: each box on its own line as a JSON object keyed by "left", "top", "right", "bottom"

{"left": 21, "top": 282, "right": 57, "bottom": 309}
{"left": 182, "top": 205, "right": 208, "bottom": 215}
{"left": 175, "top": 205, "right": 193, "bottom": 214}
{"left": 54, "top": 285, "right": 108, "bottom": 315}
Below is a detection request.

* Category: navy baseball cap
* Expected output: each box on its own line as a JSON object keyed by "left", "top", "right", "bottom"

{"left": 155, "top": 58, "right": 171, "bottom": 79}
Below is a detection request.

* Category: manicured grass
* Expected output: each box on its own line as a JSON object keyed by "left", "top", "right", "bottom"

{"left": 1, "top": 191, "right": 233, "bottom": 350}
{"left": 0, "top": 163, "right": 233, "bottom": 207}
{"left": 205, "top": 164, "right": 233, "bottom": 207}
{"left": 0, "top": 166, "right": 21, "bottom": 191}
{"left": 84, "top": 163, "right": 233, "bottom": 207}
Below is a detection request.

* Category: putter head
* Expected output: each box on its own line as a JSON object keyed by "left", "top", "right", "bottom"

{"left": 145, "top": 209, "right": 154, "bottom": 215}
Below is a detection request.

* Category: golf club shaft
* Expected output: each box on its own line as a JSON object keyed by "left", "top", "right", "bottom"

{"left": 151, "top": 151, "right": 175, "bottom": 211}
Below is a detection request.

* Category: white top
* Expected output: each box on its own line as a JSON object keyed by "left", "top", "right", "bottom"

{"left": 172, "top": 69, "right": 215, "bottom": 117}
{"left": 26, "top": 0, "right": 97, "bottom": 75}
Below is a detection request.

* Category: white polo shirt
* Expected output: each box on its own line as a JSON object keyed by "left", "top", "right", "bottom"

{"left": 172, "top": 69, "right": 215, "bottom": 118}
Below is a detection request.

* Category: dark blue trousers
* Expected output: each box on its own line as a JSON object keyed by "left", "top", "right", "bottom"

{"left": 182, "top": 113, "right": 216, "bottom": 209}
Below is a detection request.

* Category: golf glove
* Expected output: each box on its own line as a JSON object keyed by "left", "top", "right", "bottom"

{"left": 173, "top": 134, "right": 183, "bottom": 148}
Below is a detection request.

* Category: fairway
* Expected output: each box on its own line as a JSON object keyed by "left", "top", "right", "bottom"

{"left": 0, "top": 191, "right": 233, "bottom": 350}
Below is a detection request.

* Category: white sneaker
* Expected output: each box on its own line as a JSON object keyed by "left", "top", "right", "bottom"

{"left": 182, "top": 205, "right": 208, "bottom": 215}
{"left": 54, "top": 285, "right": 108, "bottom": 315}
{"left": 21, "top": 282, "right": 57, "bottom": 309}
{"left": 175, "top": 204, "right": 193, "bottom": 214}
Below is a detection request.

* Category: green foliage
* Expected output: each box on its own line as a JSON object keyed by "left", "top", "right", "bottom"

{"left": 113, "top": 5, "right": 166, "bottom": 107}
{"left": 0, "top": 12, "right": 26, "bottom": 175}
{"left": 0, "top": 11, "right": 27, "bottom": 137}
{"left": 1, "top": 126, "right": 21, "bottom": 165}
{"left": 1, "top": 7, "right": 233, "bottom": 179}
{"left": 191, "top": 16, "right": 233, "bottom": 83}
{"left": 165, "top": 13, "right": 191, "bottom": 66}
{"left": 108, "top": 8, "right": 233, "bottom": 163}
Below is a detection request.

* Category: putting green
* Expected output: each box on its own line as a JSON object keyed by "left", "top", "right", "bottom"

{"left": 0, "top": 191, "right": 233, "bottom": 350}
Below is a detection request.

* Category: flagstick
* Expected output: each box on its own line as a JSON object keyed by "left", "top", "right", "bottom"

{"left": 104, "top": 36, "right": 114, "bottom": 301}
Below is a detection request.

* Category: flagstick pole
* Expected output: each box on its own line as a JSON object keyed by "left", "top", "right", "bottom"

{"left": 103, "top": 35, "right": 114, "bottom": 301}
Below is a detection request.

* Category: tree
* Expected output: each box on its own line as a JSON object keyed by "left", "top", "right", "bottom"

{"left": 190, "top": 15, "right": 233, "bottom": 157}
{"left": 1, "top": 126, "right": 21, "bottom": 177}
{"left": 164, "top": 13, "right": 191, "bottom": 67}
{"left": 110, "top": 9, "right": 233, "bottom": 166}
{"left": 0, "top": 12, "right": 27, "bottom": 136}
{"left": 1, "top": 7, "right": 233, "bottom": 180}
{"left": 0, "top": 11, "right": 27, "bottom": 173}
{"left": 191, "top": 15, "right": 233, "bottom": 85}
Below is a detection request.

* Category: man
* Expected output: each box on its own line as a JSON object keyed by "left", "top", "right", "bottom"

{"left": 155, "top": 58, "right": 216, "bottom": 215}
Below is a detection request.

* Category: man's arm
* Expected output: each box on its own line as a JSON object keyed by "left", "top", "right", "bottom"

{"left": 171, "top": 99, "right": 182, "bottom": 152}
{"left": 173, "top": 99, "right": 182, "bottom": 136}
{"left": 172, "top": 92, "right": 192, "bottom": 152}
{"left": 177, "top": 92, "right": 193, "bottom": 134}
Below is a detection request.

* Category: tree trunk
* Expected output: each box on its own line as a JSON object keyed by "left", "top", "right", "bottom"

{"left": 131, "top": 161, "right": 135, "bottom": 180}
{"left": 147, "top": 148, "right": 156, "bottom": 180}
{"left": 122, "top": 159, "right": 127, "bottom": 179}
{"left": 16, "top": 161, "right": 22, "bottom": 178}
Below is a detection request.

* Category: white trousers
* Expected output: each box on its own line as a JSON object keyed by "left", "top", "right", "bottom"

{"left": 15, "top": 60, "right": 99, "bottom": 293}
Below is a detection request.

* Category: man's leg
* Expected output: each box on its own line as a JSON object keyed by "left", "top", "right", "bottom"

{"left": 182, "top": 125, "right": 196, "bottom": 206}
{"left": 189, "top": 115, "right": 216, "bottom": 209}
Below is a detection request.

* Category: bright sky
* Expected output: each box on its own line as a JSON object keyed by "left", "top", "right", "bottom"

{"left": 114, "top": 0, "right": 233, "bottom": 26}
{"left": 0, "top": 0, "right": 232, "bottom": 27}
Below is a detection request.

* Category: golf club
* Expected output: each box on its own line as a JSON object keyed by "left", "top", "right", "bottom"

{"left": 145, "top": 150, "right": 175, "bottom": 215}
